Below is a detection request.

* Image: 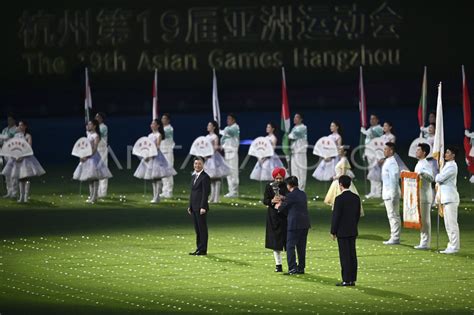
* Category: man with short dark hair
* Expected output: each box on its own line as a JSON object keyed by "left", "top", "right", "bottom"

{"left": 161, "top": 113, "right": 175, "bottom": 198}
{"left": 275, "top": 176, "right": 311, "bottom": 275}
{"left": 188, "top": 157, "right": 211, "bottom": 255}
{"left": 407, "top": 143, "right": 434, "bottom": 249}
{"left": 381, "top": 142, "right": 401, "bottom": 245}
{"left": 436, "top": 146, "right": 460, "bottom": 254}
{"left": 331, "top": 175, "right": 361, "bottom": 287}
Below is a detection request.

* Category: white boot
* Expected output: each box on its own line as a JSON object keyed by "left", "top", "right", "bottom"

{"left": 17, "top": 181, "right": 25, "bottom": 203}
{"left": 214, "top": 181, "right": 221, "bottom": 203}
{"left": 209, "top": 181, "right": 216, "bottom": 203}
{"left": 86, "top": 183, "right": 94, "bottom": 203}
{"left": 92, "top": 180, "right": 99, "bottom": 203}
{"left": 24, "top": 181, "right": 30, "bottom": 203}
{"left": 151, "top": 181, "right": 160, "bottom": 203}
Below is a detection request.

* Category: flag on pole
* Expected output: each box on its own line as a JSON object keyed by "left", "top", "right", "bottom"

{"left": 418, "top": 66, "right": 428, "bottom": 129}
{"left": 152, "top": 69, "right": 159, "bottom": 120}
{"left": 281, "top": 67, "right": 291, "bottom": 157}
{"left": 462, "top": 65, "right": 474, "bottom": 175}
{"left": 358, "top": 66, "right": 367, "bottom": 160}
{"left": 212, "top": 68, "right": 221, "bottom": 127}
{"left": 84, "top": 67, "right": 92, "bottom": 124}
{"left": 432, "top": 82, "right": 445, "bottom": 216}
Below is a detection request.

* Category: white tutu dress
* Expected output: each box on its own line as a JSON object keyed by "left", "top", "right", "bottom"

{"left": 134, "top": 133, "right": 177, "bottom": 180}
{"left": 73, "top": 133, "right": 113, "bottom": 181}
{"left": 250, "top": 134, "right": 285, "bottom": 181}
{"left": 2, "top": 133, "right": 45, "bottom": 180}
{"left": 204, "top": 134, "right": 231, "bottom": 179}
{"left": 312, "top": 133, "right": 341, "bottom": 181}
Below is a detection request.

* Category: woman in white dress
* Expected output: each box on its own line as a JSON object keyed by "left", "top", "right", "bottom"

{"left": 324, "top": 146, "right": 364, "bottom": 216}
{"left": 73, "top": 120, "right": 112, "bottom": 204}
{"left": 133, "top": 119, "right": 176, "bottom": 203}
{"left": 312, "top": 121, "right": 342, "bottom": 181}
{"left": 204, "top": 121, "right": 230, "bottom": 203}
{"left": 2, "top": 120, "right": 45, "bottom": 203}
{"left": 250, "top": 122, "right": 285, "bottom": 181}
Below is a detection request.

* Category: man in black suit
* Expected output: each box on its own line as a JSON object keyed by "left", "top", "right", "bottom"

{"left": 331, "top": 175, "right": 361, "bottom": 287}
{"left": 188, "top": 157, "right": 211, "bottom": 256}
{"left": 275, "top": 176, "right": 311, "bottom": 275}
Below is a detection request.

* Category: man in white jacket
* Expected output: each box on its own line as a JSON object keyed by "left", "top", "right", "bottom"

{"left": 381, "top": 142, "right": 401, "bottom": 245}
{"left": 412, "top": 143, "right": 434, "bottom": 249}
{"left": 160, "top": 113, "right": 175, "bottom": 198}
{"left": 220, "top": 114, "right": 240, "bottom": 198}
{"left": 435, "top": 146, "right": 460, "bottom": 254}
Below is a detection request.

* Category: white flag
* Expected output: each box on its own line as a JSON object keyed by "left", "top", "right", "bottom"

{"left": 84, "top": 67, "right": 92, "bottom": 123}
{"left": 152, "top": 69, "right": 158, "bottom": 120}
{"left": 432, "top": 82, "right": 444, "bottom": 169}
{"left": 212, "top": 68, "right": 221, "bottom": 126}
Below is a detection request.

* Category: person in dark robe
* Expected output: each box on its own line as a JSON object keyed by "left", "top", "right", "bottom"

{"left": 263, "top": 167, "right": 289, "bottom": 272}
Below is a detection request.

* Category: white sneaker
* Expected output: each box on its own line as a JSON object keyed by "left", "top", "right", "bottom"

{"left": 159, "top": 193, "right": 172, "bottom": 199}
{"left": 365, "top": 193, "right": 374, "bottom": 199}
{"left": 383, "top": 239, "right": 400, "bottom": 245}
{"left": 224, "top": 193, "right": 238, "bottom": 198}
{"left": 150, "top": 199, "right": 160, "bottom": 204}
{"left": 414, "top": 245, "right": 429, "bottom": 250}
{"left": 440, "top": 248, "right": 458, "bottom": 254}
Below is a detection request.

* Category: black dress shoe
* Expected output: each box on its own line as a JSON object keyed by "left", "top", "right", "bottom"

{"left": 285, "top": 268, "right": 298, "bottom": 275}
{"left": 275, "top": 265, "right": 283, "bottom": 272}
{"left": 195, "top": 251, "right": 207, "bottom": 256}
{"left": 336, "top": 282, "right": 355, "bottom": 287}
{"left": 189, "top": 250, "right": 198, "bottom": 255}
{"left": 296, "top": 269, "right": 305, "bottom": 274}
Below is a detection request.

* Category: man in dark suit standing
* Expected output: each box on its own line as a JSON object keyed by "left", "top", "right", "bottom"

{"left": 188, "top": 157, "right": 211, "bottom": 256}
{"left": 331, "top": 175, "right": 361, "bottom": 286}
{"left": 275, "top": 176, "right": 311, "bottom": 275}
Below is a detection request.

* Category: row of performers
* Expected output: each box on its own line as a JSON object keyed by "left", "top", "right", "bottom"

{"left": 0, "top": 111, "right": 470, "bottom": 205}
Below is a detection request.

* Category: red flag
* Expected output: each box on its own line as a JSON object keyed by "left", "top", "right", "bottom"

{"left": 281, "top": 67, "right": 290, "bottom": 156}
{"left": 462, "top": 65, "right": 474, "bottom": 174}
{"left": 417, "top": 66, "right": 428, "bottom": 128}
{"left": 152, "top": 69, "right": 158, "bottom": 120}
{"left": 359, "top": 66, "right": 367, "bottom": 128}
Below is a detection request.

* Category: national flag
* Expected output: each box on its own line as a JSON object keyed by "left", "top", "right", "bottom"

{"left": 418, "top": 66, "right": 428, "bottom": 128}
{"left": 152, "top": 69, "right": 158, "bottom": 120}
{"left": 212, "top": 68, "right": 221, "bottom": 127}
{"left": 462, "top": 65, "right": 474, "bottom": 175}
{"left": 358, "top": 66, "right": 367, "bottom": 160}
{"left": 432, "top": 82, "right": 444, "bottom": 216}
{"left": 281, "top": 67, "right": 291, "bottom": 157}
{"left": 84, "top": 67, "right": 92, "bottom": 124}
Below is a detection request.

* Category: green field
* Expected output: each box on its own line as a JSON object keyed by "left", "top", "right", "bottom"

{"left": 1, "top": 162, "right": 473, "bottom": 314}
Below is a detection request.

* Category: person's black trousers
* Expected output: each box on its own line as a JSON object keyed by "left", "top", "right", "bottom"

{"left": 192, "top": 211, "right": 208, "bottom": 252}
{"left": 337, "top": 237, "right": 357, "bottom": 282}
{"left": 286, "top": 228, "right": 308, "bottom": 271}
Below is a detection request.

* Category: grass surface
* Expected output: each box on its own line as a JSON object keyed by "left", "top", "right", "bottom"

{"left": 0, "top": 162, "right": 473, "bottom": 314}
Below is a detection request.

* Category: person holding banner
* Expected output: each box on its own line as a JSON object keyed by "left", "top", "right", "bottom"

{"left": 2, "top": 121, "right": 45, "bottom": 203}
{"left": 381, "top": 142, "right": 401, "bottom": 245}
{"left": 262, "top": 167, "right": 289, "bottom": 273}
{"left": 250, "top": 122, "right": 285, "bottom": 181}
{"left": 204, "top": 121, "right": 230, "bottom": 203}
{"left": 407, "top": 143, "right": 434, "bottom": 249}
{"left": 312, "top": 121, "right": 342, "bottom": 182}
{"left": 133, "top": 119, "right": 176, "bottom": 203}
{"left": 95, "top": 112, "right": 109, "bottom": 198}
{"left": 1, "top": 114, "right": 18, "bottom": 198}
{"left": 220, "top": 114, "right": 240, "bottom": 198}
{"left": 160, "top": 113, "right": 175, "bottom": 198}
{"left": 436, "top": 147, "right": 460, "bottom": 254}
{"left": 288, "top": 113, "right": 308, "bottom": 191}
{"left": 361, "top": 114, "right": 383, "bottom": 199}
{"left": 73, "top": 120, "right": 112, "bottom": 204}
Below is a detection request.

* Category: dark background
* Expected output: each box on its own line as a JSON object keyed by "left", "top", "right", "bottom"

{"left": 0, "top": 0, "right": 472, "bottom": 163}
